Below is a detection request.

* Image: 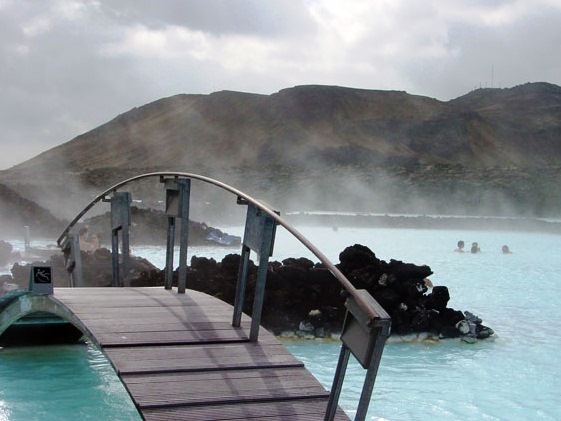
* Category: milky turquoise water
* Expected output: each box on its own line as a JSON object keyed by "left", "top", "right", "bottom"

{"left": 281, "top": 226, "right": 561, "bottom": 420}
{"left": 0, "top": 344, "right": 140, "bottom": 421}
{"left": 2, "top": 226, "right": 561, "bottom": 420}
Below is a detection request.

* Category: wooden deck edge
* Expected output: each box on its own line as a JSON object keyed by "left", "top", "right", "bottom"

{"left": 137, "top": 392, "right": 332, "bottom": 410}
{"left": 100, "top": 337, "right": 250, "bottom": 348}
{"left": 140, "top": 398, "right": 351, "bottom": 421}
{"left": 118, "top": 361, "right": 305, "bottom": 376}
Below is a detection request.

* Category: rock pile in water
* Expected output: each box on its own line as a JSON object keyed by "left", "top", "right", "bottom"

{"left": 335, "top": 244, "right": 494, "bottom": 342}
{"left": 168, "top": 243, "right": 494, "bottom": 342}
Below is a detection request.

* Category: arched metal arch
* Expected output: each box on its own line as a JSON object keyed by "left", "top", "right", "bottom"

{"left": 56, "top": 171, "right": 382, "bottom": 327}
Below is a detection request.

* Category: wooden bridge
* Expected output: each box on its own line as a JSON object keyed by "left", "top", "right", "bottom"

{"left": 0, "top": 287, "right": 349, "bottom": 420}
{"left": 0, "top": 172, "right": 391, "bottom": 420}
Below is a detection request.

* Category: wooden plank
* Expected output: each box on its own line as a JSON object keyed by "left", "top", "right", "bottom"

{"left": 122, "top": 367, "right": 328, "bottom": 407}
{"left": 105, "top": 342, "right": 303, "bottom": 374}
{"left": 62, "top": 306, "right": 234, "bottom": 316}
{"left": 83, "top": 320, "right": 251, "bottom": 333}
{"left": 58, "top": 297, "right": 225, "bottom": 308}
{"left": 95, "top": 328, "right": 250, "bottom": 347}
{"left": 54, "top": 287, "right": 216, "bottom": 304}
{"left": 123, "top": 367, "right": 309, "bottom": 385}
{"left": 66, "top": 306, "right": 234, "bottom": 317}
{"left": 141, "top": 399, "right": 350, "bottom": 421}
{"left": 54, "top": 287, "right": 209, "bottom": 296}
{"left": 76, "top": 313, "right": 237, "bottom": 324}
{"left": 133, "top": 385, "right": 329, "bottom": 409}
{"left": 105, "top": 342, "right": 297, "bottom": 361}
{"left": 85, "top": 321, "right": 276, "bottom": 341}
{"left": 129, "top": 383, "right": 328, "bottom": 408}
{"left": 52, "top": 287, "right": 351, "bottom": 420}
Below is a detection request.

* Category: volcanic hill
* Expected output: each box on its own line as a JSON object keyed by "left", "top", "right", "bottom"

{"left": 1, "top": 82, "right": 561, "bottom": 223}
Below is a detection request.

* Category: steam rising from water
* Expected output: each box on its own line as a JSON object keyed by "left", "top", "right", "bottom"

{"left": 1, "top": 86, "right": 559, "bottom": 234}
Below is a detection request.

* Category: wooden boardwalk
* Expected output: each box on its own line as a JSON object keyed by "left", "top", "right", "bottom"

{"left": 53, "top": 287, "right": 350, "bottom": 420}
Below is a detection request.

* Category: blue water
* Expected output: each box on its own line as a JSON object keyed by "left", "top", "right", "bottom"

{"left": 2, "top": 226, "right": 561, "bottom": 420}
{"left": 0, "top": 344, "right": 140, "bottom": 420}
{"left": 281, "top": 227, "right": 561, "bottom": 420}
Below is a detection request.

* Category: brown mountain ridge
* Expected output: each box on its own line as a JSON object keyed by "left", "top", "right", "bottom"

{"left": 1, "top": 82, "right": 561, "bottom": 222}
{"left": 12, "top": 82, "right": 561, "bottom": 171}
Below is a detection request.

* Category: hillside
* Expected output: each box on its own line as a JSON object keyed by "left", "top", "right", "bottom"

{"left": 0, "top": 183, "right": 66, "bottom": 238}
{"left": 1, "top": 82, "right": 560, "bottom": 220}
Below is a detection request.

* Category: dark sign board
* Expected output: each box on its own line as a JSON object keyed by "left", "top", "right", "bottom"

{"left": 111, "top": 192, "right": 132, "bottom": 230}
{"left": 29, "top": 266, "right": 53, "bottom": 294}
{"left": 32, "top": 266, "right": 52, "bottom": 284}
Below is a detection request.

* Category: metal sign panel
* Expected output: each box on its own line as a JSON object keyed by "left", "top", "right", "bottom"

{"left": 341, "top": 289, "right": 390, "bottom": 368}
{"left": 29, "top": 266, "right": 53, "bottom": 294}
{"left": 111, "top": 192, "right": 132, "bottom": 230}
{"left": 166, "top": 189, "right": 180, "bottom": 216}
{"left": 164, "top": 178, "right": 191, "bottom": 217}
{"left": 243, "top": 203, "right": 277, "bottom": 256}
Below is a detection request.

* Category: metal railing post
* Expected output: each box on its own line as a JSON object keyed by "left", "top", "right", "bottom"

{"left": 325, "top": 343, "right": 351, "bottom": 421}
{"left": 162, "top": 177, "right": 191, "bottom": 293}
{"left": 108, "top": 192, "right": 132, "bottom": 287}
{"left": 111, "top": 228, "right": 120, "bottom": 287}
{"left": 232, "top": 244, "right": 251, "bottom": 327}
{"left": 234, "top": 201, "right": 277, "bottom": 342}
{"left": 330, "top": 290, "right": 392, "bottom": 421}
{"left": 249, "top": 214, "right": 276, "bottom": 342}
{"left": 164, "top": 216, "right": 175, "bottom": 290}
{"left": 121, "top": 217, "right": 131, "bottom": 287}
{"left": 177, "top": 179, "right": 190, "bottom": 294}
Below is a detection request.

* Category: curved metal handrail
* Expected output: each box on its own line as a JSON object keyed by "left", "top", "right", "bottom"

{"left": 57, "top": 171, "right": 383, "bottom": 325}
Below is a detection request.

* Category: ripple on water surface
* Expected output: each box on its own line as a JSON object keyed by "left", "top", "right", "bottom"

{"left": 0, "top": 343, "right": 140, "bottom": 421}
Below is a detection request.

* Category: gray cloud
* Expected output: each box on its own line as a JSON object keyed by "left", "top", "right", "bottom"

{"left": 0, "top": 0, "right": 560, "bottom": 169}
{"left": 99, "top": 0, "right": 314, "bottom": 36}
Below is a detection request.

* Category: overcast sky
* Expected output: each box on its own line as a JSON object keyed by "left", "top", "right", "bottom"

{"left": 1, "top": 0, "right": 560, "bottom": 170}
